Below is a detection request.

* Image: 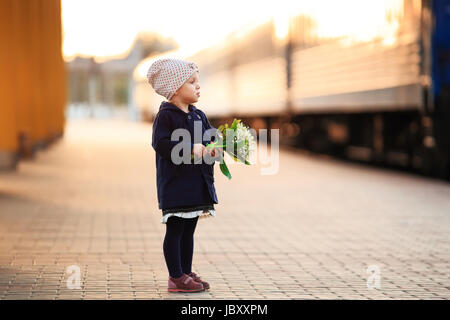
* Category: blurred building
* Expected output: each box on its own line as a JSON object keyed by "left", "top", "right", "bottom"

{"left": 66, "top": 32, "right": 176, "bottom": 120}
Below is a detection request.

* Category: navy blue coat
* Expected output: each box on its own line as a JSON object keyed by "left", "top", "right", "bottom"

{"left": 151, "top": 101, "right": 219, "bottom": 210}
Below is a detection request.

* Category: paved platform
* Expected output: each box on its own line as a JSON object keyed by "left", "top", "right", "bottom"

{"left": 0, "top": 118, "right": 449, "bottom": 300}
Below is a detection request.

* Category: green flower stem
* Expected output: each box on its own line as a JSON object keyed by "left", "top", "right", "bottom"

{"left": 206, "top": 141, "right": 226, "bottom": 149}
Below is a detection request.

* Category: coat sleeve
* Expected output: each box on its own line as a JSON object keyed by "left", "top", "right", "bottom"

{"left": 152, "top": 111, "right": 194, "bottom": 161}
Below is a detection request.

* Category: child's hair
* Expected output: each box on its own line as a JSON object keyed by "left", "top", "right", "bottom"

{"left": 147, "top": 58, "right": 198, "bottom": 100}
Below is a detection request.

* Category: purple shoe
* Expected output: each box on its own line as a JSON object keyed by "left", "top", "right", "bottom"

{"left": 188, "top": 272, "right": 210, "bottom": 290}
{"left": 168, "top": 273, "right": 204, "bottom": 293}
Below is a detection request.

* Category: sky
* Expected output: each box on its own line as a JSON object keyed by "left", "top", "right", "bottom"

{"left": 61, "top": 0, "right": 289, "bottom": 62}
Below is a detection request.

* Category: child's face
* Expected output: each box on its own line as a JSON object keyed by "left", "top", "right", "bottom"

{"left": 172, "top": 71, "right": 200, "bottom": 103}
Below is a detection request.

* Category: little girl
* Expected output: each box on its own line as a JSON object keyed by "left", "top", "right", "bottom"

{"left": 147, "top": 58, "right": 223, "bottom": 292}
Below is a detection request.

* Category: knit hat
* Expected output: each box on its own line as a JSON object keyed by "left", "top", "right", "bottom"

{"left": 147, "top": 58, "right": 199, "bottom": 100}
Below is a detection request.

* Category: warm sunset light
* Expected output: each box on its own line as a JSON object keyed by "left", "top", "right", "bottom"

{"left": 294, "top": 0, "right": 409, "bottom": 45}
{"left": 62, "top": 0, "right": 411, "bottom": 62}
{"left": 61, "top": 0, "right": 283, "bottom": 62}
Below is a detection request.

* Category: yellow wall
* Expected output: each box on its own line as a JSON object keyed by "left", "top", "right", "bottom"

{"left": 0, "top": 0, "right": 66, "bottom": 169}
{"left": 0, "top": 0, "right": 18, "bottom": 167}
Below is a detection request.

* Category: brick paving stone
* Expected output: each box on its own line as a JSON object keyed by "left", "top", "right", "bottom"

{"left": 3, "top": 294, "right": 33, "bottom": 300}
{"left": 0, "top": 118, "right": 449, "bottom": 300}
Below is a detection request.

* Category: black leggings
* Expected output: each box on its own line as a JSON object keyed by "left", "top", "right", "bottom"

{"left": 163, "top": 216, "right": 199, "bottom": 278}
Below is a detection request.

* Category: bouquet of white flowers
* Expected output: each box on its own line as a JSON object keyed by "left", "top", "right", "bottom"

{"left": 205, "top": 119, "right": 256, "bottom": 179}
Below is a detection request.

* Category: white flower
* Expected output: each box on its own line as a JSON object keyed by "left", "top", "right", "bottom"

{"left": 235, "top": 122, "right": 256, "bottom": 162}
{"left": 212, "top": 118, "right": 255, "bottom": 180}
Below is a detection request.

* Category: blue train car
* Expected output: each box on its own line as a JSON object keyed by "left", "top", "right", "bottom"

{"left": 430, "top": 0, "right": 450, "bottom": 179}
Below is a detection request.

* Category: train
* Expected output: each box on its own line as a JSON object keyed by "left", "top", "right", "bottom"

{"left": 133, "top": 0, "right": 450, "bottom": 181}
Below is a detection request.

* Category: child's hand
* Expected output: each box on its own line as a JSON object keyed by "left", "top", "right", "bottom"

{"left": 192, "top": 143, "right": 206, "bottom": 158}
{"left": 209, "top": 146, "right": 224, "bottom": 161}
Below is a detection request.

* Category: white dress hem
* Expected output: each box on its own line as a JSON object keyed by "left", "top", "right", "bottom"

{"left": 161, "top": 209, "right": 216, "bottom": 224}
